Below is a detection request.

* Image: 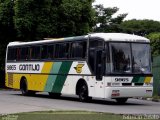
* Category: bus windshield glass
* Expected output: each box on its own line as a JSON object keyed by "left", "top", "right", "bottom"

{"left": 132, "top": 43, "right": 151, "bottom": 74}
{"left": 106, "top": 42, "right": 151, "bottom": 74}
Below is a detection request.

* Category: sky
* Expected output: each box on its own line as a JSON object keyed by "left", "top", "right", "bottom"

{"left": 93, "top": 0, "right": 160, "bottom": 21}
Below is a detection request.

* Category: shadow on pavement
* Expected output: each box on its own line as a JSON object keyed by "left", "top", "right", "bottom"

{"left": 10, "top": 91, "right": 147, "bottom": 106}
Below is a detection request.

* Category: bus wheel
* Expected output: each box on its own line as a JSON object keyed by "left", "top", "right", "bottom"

{"left": 78, "top": 84, "right": 91, "bottom": 102}
{"left": 116, "top": 98, "right": 128, "bottom": 104}
{"left": 20, "top": 78, "right": 28, "bottom": 96}
{"left": 49, "top": 92, "right": 61, "bottom": 98}
{"left": 20, "top": 78, "right": 35, "bottom": 96}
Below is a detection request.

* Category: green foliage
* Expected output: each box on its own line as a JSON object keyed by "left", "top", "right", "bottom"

{"left": 0, "top": 0, "right": 95, "bottom": 71}
{"left": 14, "top": 0, "right": 59, "bottom": 40}
{"left": 0, "top": 0, "right": 15, "bottom": 41}
{"left": 93, "top": 4, "right": 127, "bottom": 32}
{"left": 0, "top": 0, "right": 16, "bottom": 71}
{"left": 0, "top": 111, "right": 123, "bottom": 120}
{"left": 146, "top": 32, "right": 160, "bottom": 56}
{"left": 1, "top": 0, "right": 160, "bottom": 72}
{"left": 57, "top": 0, "right": 95, "bottom": 37}
{"left": 121, "top": 19, "right": 160, "bottom": 36}
{"left": 121, "top": 20, "right": 160, "bottom": 56}
{"left": 61, "top": 0, "right": 94, "bottom": 36}
{"left": 14, "top": 0, "right": 95, "bottom": 40}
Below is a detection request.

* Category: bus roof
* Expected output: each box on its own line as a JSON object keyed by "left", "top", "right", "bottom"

{"left": 90, "top": 33, "right": 149, "bottom": 42}
{"left": 8, "top": 33, "right": 150, "bottom": 46}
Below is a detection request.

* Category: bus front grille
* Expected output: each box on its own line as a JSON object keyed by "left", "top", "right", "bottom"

{"left": 134, "top": 83, "right": 144, "bottom": 86}
{"left": 122, "top": 83, "right": 132, "bottom": 86}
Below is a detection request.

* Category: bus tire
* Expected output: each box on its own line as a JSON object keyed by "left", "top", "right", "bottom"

{"left": 78, "top": 83, "right": 91, "bottom": 102}
{"left": 20, "top": 78, "right": 35, "bottom": 96}
{"left": 116, "top": 98, "right": 128, "bottom": 104}
{"left": 49, "top": 92, "right": 61, "bottom": 98}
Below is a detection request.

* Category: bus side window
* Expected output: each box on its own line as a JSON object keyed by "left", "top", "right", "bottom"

{"left": 41, "top": 45, "right": 48, "bottom": 59}
{"left": 55, "top": 43, "right": 69, "bottom": 59}
{"left": 71, "top": 42, "right": 86, "bottom": 59}
{"left": 21, "top": 47, "right": 29, "bottom": 60}
{"left": 7, "top": 48, "right": 16, "bottom": 61}
{"left": 89, "top": 39, "right": 104, "bottom": 48}
{"left": 48, "top": 45, "right": 54, "bottom": 59}
{"left": 16, "top": 48, "right": 21, "bottom": 61}
{"left": 30, "top": 46, "right": 40, "bottom": 60}
{"left": 89, "top": 39, "right": 104, "bottom": 74}
{"left": 105, "top": 43, "right": 111, "bottom": 73}
{"left": 28, "top": 47, "right": 32, "bottom": 60}
{"left": 89, "top": 48, "right": 95, "bottom": 73}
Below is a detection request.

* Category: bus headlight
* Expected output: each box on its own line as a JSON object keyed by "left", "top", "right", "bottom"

{"left": 144, "top": 83, "right": 153, "bottom": 86}
{"left": 112, "top": 83, "right": 120, "bottom": 86}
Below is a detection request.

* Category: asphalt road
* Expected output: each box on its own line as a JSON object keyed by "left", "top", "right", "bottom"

{"left": 0, "top": 90, "right": 160, "bottom": 115}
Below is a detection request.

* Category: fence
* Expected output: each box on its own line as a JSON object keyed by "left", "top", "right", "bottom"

{"left": 152, "top": 56, "right": 160, "bottom": 96}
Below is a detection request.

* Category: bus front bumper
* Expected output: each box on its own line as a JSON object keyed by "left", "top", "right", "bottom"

{"left": 105, "top": 86, "right": 153, "bottom": 99}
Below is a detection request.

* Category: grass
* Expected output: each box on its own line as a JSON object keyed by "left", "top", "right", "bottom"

{"left": 0, "top": 111, "right": 124, "bottom": 120}
{"left": 0, "top": 111, "right": 158, "bottom": 120}
{"left": 152, "top": 95, "right": 160, "bottom": 102}
{"left": 153, "top": 95, "right": 160, "bottom": 99}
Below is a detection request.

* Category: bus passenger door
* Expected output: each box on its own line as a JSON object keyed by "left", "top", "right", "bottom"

{"left": 94, "top": 77, "right": 105, "bottom": 98}
{"left": 88, "top": 38, "right": 105, "bottom": 98}
{"left": 94, "top": 50, "right": 105, "bottom": 98}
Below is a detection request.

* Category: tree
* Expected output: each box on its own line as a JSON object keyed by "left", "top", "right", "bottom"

{"left": 120, "top": 19, "right": 160, "bottom": 36}
{"left": 93, "top": 4, "right": 127, "bottom": 32}
{"left": 57, "top": 0, "right": 95, "bottom": 37}
{"left": 0, "top": 0, "right": 15, "bottom": 41}
{"left": 0, "top": 0, "right": 16, "bottom": 70}
{"left": 14, "top": 0, "right": 58, "bottom": 41}
{"left": 14, "top": 0, "right": 95, "bottom": 40}
{"left": 146, "top": 33, "right": 160, "bottom": 56}
{"left": 0, "top": 0, "right": 95, "bottom": 71}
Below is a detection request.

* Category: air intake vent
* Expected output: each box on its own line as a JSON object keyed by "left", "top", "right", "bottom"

{"left": 122, "top": 83, "right": 132, "bottom": 86}
{"left": 8, "top": 73, "right": 13, "bottom": 87}
{"left": 135, "top": 83, "right": 143, "bottom": 86}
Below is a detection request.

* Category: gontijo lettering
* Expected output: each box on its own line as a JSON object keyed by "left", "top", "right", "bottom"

{"left": 19, "top": 64, "right": 40, "bottom": 71}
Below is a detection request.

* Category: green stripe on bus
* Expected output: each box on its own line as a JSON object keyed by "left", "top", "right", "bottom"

{"left": 132, "top": 76, "right": 140, "bottom": 83}
{"left": 44, "top": 62, "right": 62, "bottom": 92}
{"left": 51, "top": 61, "right": 72, "bottom": 93}
{"left": 132, "top": 76, "right": 145, "bottom": 83}
{"left": 138, "top": 77, "right": 145, "bottom": 83}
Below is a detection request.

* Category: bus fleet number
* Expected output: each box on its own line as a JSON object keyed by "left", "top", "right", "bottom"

{"left": 7, "top": 65, "right": 16, "bottom": 70}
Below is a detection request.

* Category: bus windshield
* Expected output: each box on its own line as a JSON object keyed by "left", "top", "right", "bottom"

{"left": 106, "top": 42, "right": 151, "bottom": 74}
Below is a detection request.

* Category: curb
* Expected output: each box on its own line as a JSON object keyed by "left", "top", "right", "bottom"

{"left": 136, "top": 97, "right": 160, "bottom": 102}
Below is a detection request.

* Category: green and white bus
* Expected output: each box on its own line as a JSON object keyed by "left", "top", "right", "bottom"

{"left": 5, "top": 33, "right": 153, "bottom": 103}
